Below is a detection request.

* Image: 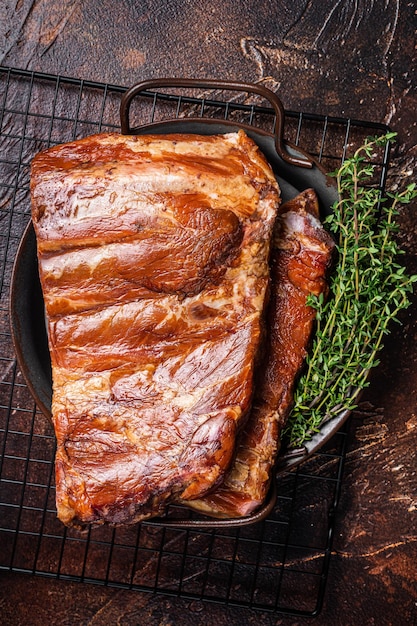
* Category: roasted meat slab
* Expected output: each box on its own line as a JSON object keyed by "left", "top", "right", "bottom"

{"left": 187, "top": 189, "right": 335, "bottom": 518}
{"left": 31, "top": 130, "right": 280, "bottom": 527}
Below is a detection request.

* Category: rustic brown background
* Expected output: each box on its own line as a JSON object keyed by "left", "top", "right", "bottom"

{"left": 1, "top": 1, "right": 416, "bottom": 624}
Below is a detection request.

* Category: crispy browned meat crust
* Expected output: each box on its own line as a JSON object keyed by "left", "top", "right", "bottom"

{"left": 31, "top": 130, "right": 280, "bottom": 527}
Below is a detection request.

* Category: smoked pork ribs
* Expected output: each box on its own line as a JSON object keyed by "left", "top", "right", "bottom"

{"left": 30, "top": 130, "right": 281, "bottom": 527}
{"left": 187, "top": 189, "right": 335, "bottom": 518}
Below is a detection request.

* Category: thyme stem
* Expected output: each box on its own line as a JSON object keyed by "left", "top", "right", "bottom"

{"left": 285, "top": 133, "right": 417, "bottom": 448}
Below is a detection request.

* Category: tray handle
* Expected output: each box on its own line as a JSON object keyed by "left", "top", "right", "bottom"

{"left": 120, "top": 78, "right": 313, "bottom": 169}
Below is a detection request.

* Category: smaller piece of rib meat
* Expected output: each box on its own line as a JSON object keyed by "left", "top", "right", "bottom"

{"left": 186, "top": 188, "right": 335, "bottom": 518}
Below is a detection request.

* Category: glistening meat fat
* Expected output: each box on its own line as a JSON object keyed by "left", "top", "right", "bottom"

{"left": 30, "top": 130, "right": 280, "bottom": 527}
{"left": 186, "top": 189, "right": 335, "bottom": 518}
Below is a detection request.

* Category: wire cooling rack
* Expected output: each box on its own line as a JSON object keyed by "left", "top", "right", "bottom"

{"left": 0, "top": 67, "right": 391, "bottom": 616}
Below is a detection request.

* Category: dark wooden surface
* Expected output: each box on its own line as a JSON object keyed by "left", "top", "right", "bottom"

{"left": 1, "top": 2, "right": 416, "bottom": 624}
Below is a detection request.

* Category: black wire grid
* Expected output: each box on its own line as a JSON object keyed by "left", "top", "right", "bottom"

{"left": 0, "top": 67, "right": 390, "bottom": 617}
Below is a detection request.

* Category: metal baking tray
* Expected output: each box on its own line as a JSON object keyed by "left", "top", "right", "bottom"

{"left": 0, "top": 66, "right": 391, "bottom": 615}
{"left": 9, "top": 78, "right": 341, "bottom": 528}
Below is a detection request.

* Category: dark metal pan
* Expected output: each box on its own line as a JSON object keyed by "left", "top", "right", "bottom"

{"left": 10, "top": 79, "right": 344, "bottom": 528}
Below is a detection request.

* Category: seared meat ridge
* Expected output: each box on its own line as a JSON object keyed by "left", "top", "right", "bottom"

{"left": 186, "top": 188, "right": 335, "bottom": 518}
{"left": 31, "top": 130, "right": 280, "bottom": 527}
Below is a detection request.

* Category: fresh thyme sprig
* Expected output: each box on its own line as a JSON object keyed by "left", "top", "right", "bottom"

{"left": 285, "top": 133, "right": 417, "bottom": 448}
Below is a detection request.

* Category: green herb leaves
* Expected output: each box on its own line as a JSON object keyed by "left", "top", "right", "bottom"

{"left": 285, "top": 133, "right": 417, "bottom": 448}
